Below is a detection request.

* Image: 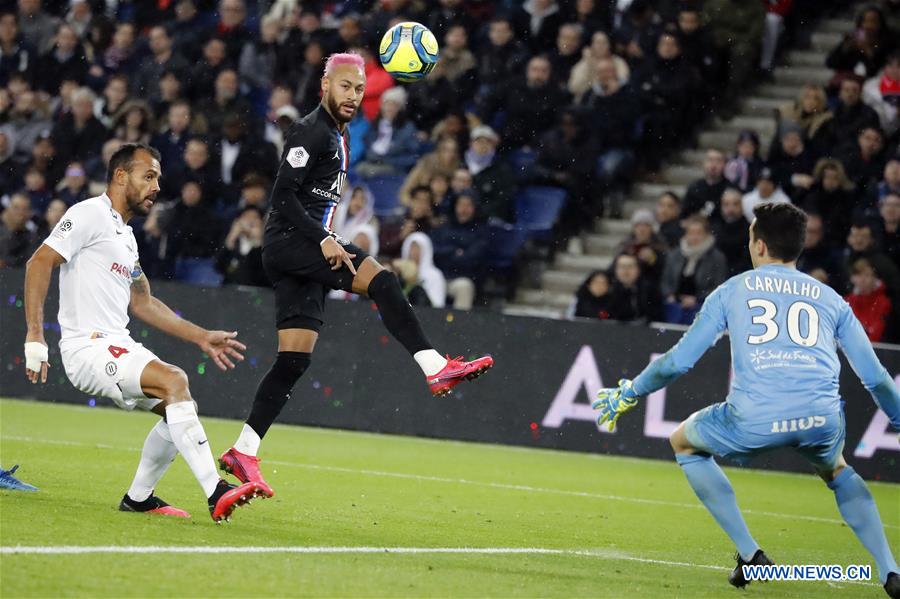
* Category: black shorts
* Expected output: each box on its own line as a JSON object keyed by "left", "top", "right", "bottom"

{"left": 262, "top": 236, "right": 370, "bottom": 332}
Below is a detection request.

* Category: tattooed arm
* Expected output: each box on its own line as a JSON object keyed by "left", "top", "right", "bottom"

{"left": 129, "top": 262, "right": 246, "bottom": 370}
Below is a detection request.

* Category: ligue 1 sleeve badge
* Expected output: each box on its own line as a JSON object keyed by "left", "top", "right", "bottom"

{"left": 286, "top": 146, "right": 309, "bottom": 169}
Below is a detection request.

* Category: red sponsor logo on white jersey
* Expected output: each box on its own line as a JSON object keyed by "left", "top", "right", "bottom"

{"left": 110, "top": 262, "right": 132, "bottom": 280}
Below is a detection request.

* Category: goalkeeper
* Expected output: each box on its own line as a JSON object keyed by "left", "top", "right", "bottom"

{"left": 594, "top": 203, "right": 900, "bottom": 598}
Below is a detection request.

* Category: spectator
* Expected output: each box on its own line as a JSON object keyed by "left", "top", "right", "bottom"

{"left": 838, "top": 125, "right": 885, "bottom": 192}
{"left": 437, "top": 23, "right": 476, "bottom": 99}
{"left": 431, "top": 191, "right": 488, "bottom": 310}
{"left": 215, "top": 206, "right": 268, "bottom": 287}
{"left": 111, "top": 100, "right": 154, "bottom": 145}
{"left": 634, "top": 31, "right": 697, "bottom": 173}
{"left": 429, "top": 173, "right": 451, "bottom": 215}
{"left": 93, "top": 21, "right": 138, "bottom": 79}
{"left": 760, "top": 0, "right": 793, "bottom": 74}
{"left": 571, "top": 0, "right": 609, "bottom": 39}
{"left": 25, "top": 132, "right": 63, "bottom": 189}
{"left": 831, "top": 76, "right": 880, "bottom": 148}
{"left": 475, "top": 16, "right": 529, "bottom": 108}
{"left": 767, "top": 121, "right": 816, "bottom": 199}
{"left": 214, "top": 113, "right": 278, "bottom": 203}
{"left": 485, "top": 54, "right": 568, "bottom": 151}
{"left": 0, "top": 192, "right": 36, "bottom": 268}
{"left": 263, "top": 86, "right": 295, "bottom": 155}
{"left": 152, "top": 68, "right": 185, "bottom": 120}
{"left": 35, "top": 23, "right": 87, "bottom": 94}
{"left": 165, "top": 137, "right": 219, "bottom": 200}
{"left": 400, "top": 231, "right": 447, "bottom": 308}
{"left": 797, "top": 212, "right": 845, "bottom": 290}
{"left": 877, "top": 192, "right": 900, "bottom": 270}
{"left": 287, "top": 39, "right": 327, "bottom": 115}
{"left": 675, "top": 6, "right": 718, "bottom": 102}
{"left": 186, "top": 37, "right": 229, "bottom": 102}
{"left": 18, "top": 0, "right": 60, "bottom": 54}
{"left": 333, "top": 184, "right": 378, "bottom": 241}
{"left": 574, "top": 270, "right": 612, "bottom": 320}
{"left": 872, "top": 154, "right": 900, "bottom": 204}
{"left": 230, "top": 173, "right": 270, "bottom": 216}
{"left": 741, "top": 167, "right": 791, "bottom": 223}
{"left": 334, "top": 14, "right": 366, "bottom": 52}
{"left": 132, "top": 25, "right": 189, "bottom": 103}
{"left": 93, "top": 74, "right": 129, "bottom": 129}
{"left": 50, "top": 86, "right": 107, "bottom": 166}
{"left": 86, "top": 137, "right": 122, "bottom": 194}
{"left": 711, "top": 188, "right": 751, "bottom": 276}
{"left": 65, "top": 0, "right": 92, "bottom": 39}
{"left": 826, "top": 6, "right": 896, "bottom": 81}
{"left": 238, "top": 14, "right": 282, "bottom": 93}
{"left": 845, "top": 257, "right": 892, "bottom": 342}
{"left": 424, "top": 0, "right": 476, "bottom": 40}
{"left": 391, "top": 258, "right": 435, "bottom": 307}
{"left": 465, "top": 125, "right": 516, "bottom": 222}
{"left": 400, "top": 136, "right": 460, "bottom": 205}
{"left": 170, "top": 0, "right": 208, "bottom": 61}
{"left": 357, "top": 87, "right": 420, "bottom": 177}
{"left": 616, "top": 208, "right": 668, "bottom": 283}
{"left": 682, "top": 149, "right": 728, "bottom": 219}
{"left": 196, "top": 69, "right": 254, "bottom": 139}
{"left": 357, "top": 45, "right": 394, "bottom": 122}
{"left": 1, "top": 11, "right": 36, "bottom": 87}
{"left": 158, "top": 179, "right": 223, "bottom": 269}
{"left": 22, "top": 166, "right": 51, "bottom": 212}
{"left": 514, "top": 0, "right": 563, "bottom": 54}
{"left": 567, "top": 30, "right": 629, "bottom": 101}
{"left": 655, "top": 191, "right": 683, "bottom": 248}
{"left": 577, "top": 57, "right": 640, "bottom": 217}
{"left": 724, "top": 130, "right": 764, "bottom": 194}
{"left": 613, "top": 0, "right": 661, "bottom": 68}
{"left": 801, "top": 158, "right": 858, "bottom": 249}
{"left": 661, "top": 215, "right": 728, "bottom": 324}
{"left": 0, "top": 130, "right": 20, "bottom": 191}
{"left": 547, "top": 23, "right": 584, "bottom": 87}
{"left": 37, "top": 197, "right": 66, "bottom": 238}
{"left": 380, "top": 185, "right": 434, "bottom": 258}
{"left": 702, "top": 0, "right": 764, "bottom": 117}
{"left": 862, "top": 50, "right": 899, "bottom": 136}
{"left": 215, "top": 0, "right": 252, "bottom": 64}
{"left": 54, "top": 161, "right": 88, "bottom": 206}
{"left": 775, "top": 84, "right": 834, "bottom": 157}
{"left": 1, "top": 89, "right": 50, "bottom": 157}
{"left": 151, "top": 100, "right": 193, "bottom": 175}
{"left": 845, "top": 220, "right": 900, "bottom": 298}
{"left": 606, "top": 253, "right": 662, "bottom": 323}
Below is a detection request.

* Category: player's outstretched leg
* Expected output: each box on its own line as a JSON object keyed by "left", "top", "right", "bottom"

{"left": 142, "top": 361, "right": 271, "bottom": 522}
{"left": 824, "top": 461, "right": 900, "bottom": 592}
{"left": 359, "top": 263, "right": 493, "bottom": 396}
{"left": 119, "top": 419, "right": 189, "bottom": 517}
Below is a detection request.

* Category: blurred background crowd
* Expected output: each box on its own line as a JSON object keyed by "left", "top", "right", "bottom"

{"left": 0, "top": 0, "right": 898, "bottom": 341}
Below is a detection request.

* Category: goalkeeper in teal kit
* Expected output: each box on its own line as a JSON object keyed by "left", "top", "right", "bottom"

{"left": 594, "top": 203, "right": 900, "bottom": 597}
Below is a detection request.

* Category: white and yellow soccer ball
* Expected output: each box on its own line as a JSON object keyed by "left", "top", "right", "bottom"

{"left": 379, "top": 21, "right": 439, "bottom": 83}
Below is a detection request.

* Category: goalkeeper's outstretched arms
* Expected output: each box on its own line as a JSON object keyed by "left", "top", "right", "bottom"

{"left": 593, "top": 286, "right": 728, "bottom": 429}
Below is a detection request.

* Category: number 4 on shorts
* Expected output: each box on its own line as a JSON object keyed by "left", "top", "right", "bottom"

{"left": 108, "top": 345, "right": 129, "bottom": 358}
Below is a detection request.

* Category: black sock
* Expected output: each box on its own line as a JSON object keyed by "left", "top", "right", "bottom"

{"left": 367, "top": 270, "right": 432, "bottom": 355}
{"left": 246, "top": 351, "right": 311, "bottom": 438}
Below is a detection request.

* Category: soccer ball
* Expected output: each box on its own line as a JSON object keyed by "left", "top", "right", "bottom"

{"left": 379, "top": 22, "right": 439, "bottom": 82}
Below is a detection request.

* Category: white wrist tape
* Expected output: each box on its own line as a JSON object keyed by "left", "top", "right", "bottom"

{"left": 24, "top": 342, "right": 48, "bottom": 372}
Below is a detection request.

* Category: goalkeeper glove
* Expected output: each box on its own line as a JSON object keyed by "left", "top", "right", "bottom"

{"left": 592, "top": 379, "right": 641, "bottom": 432}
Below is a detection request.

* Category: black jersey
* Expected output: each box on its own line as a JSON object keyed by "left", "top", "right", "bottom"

{"left": 264, "top": 105, "right": 350, "bottom": 246}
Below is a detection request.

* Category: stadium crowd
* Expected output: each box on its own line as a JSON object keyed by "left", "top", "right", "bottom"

{"left": 0, "top": 1, "right": 897, "bottom": 339}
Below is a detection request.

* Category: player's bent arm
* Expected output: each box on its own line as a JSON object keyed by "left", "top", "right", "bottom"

{"left": 837, "top": 305, "right": 900, "bottom": 429}
{"left": 24, "top": 244, "right": 66, "bottom": 344}
{"left": 128, "top": 266, "right": 205, "bottom": 344}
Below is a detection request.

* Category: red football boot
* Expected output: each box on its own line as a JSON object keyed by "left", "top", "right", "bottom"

{"left": 119, "top": 493, "right": 191, "bottom": 518}
{"left": 218, "top": 447, "right": 275, "bottom": 496}
{"left": 427, "top": 355, "right": 494, "bottom": 397}
{"left": 208, "top": 479, "right": 272, "bottom": 523}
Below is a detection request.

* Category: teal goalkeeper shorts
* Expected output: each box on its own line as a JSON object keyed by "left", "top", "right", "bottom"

{"left": 683, "top": 402, "right": 846, "bottom": 471}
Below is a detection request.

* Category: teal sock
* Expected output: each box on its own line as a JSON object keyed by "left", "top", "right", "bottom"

{"left": 828, "top": 466, "right": 899, "bottom": 584}
{"left": 676, "top": 453, "right": 760, "bottom": 560}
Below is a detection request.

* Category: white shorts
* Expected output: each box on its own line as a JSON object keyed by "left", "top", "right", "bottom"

{"left": 60, "top": 336, "right": 161, "bottom": 411}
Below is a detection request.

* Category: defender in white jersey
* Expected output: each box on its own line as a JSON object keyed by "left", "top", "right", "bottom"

{"left": 23, "top": 143, "right": 271, "bottom": 523}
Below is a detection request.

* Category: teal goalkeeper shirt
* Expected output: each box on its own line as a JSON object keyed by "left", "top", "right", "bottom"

{"left": 632, "top": 263, "right": 900, "bottom": 427}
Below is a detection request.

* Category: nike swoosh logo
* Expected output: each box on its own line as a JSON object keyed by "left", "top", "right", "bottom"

{"left": 116, "top": 230, "right": 123, "bottom": 235}
{"left": 199, "top": 440, "right": 208, "bottom": 446}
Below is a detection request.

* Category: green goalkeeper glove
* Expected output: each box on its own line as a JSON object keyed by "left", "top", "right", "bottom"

{"left": 592, "top": 379, "right": 641, "bottom": 432}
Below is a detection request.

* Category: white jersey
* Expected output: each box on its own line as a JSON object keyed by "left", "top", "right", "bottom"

{"left": 42, "top": 194, "right": 140, "bottom": 345}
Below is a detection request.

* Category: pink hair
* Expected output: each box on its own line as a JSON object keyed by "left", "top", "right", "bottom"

{"left": 324, "top": 52, "right": 365, "bottom": 76}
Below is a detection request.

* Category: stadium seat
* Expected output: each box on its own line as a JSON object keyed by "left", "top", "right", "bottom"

{"left": 174, "top": 258, "right": 223, "bottom": 287}
{"left": 487, "top": 222, "right": 528, "bottom": 271}
{"left": 514, "top": 186, "right": 567, "bottom": 241}
{"left": 507, "top": 148, "right": 537, "bottom": 179}
{"left": 364, "top": 174, "right": 406, "bottom": 217}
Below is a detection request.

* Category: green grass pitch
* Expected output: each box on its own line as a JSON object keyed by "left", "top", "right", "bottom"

{"left": 1, "top": 397, "right": 897, "bottom": 598}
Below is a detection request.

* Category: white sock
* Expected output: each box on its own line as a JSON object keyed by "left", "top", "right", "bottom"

{"left": 165, "top": 402, "right": 220, "bottom": 497}
{"left": 414, "top": 349, "right": 448, "bottom": 377}
{"left": 234, "top": 423, "right": 261, "bottom": 457}
{"left": 126, "top": 420, "right": 178, "bottom": 502}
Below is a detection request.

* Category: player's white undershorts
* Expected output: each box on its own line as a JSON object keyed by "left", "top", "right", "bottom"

{"left": 60, "top": 336, "right": 161, "bottom": 411}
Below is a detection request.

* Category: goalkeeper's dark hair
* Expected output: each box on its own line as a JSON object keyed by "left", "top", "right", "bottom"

{"left": 751, "top": 202, "right": 808, "bottom": 263}
{"left": 107, "top": 143, "right": 161, "bottom": 183}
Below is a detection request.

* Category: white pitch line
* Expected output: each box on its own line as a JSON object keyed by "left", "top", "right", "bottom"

{"left": 0, "top": 545, "right": 880, "bottom": 588}
{"left": 4, "top": 435, "right": 898, "bottom": 531}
